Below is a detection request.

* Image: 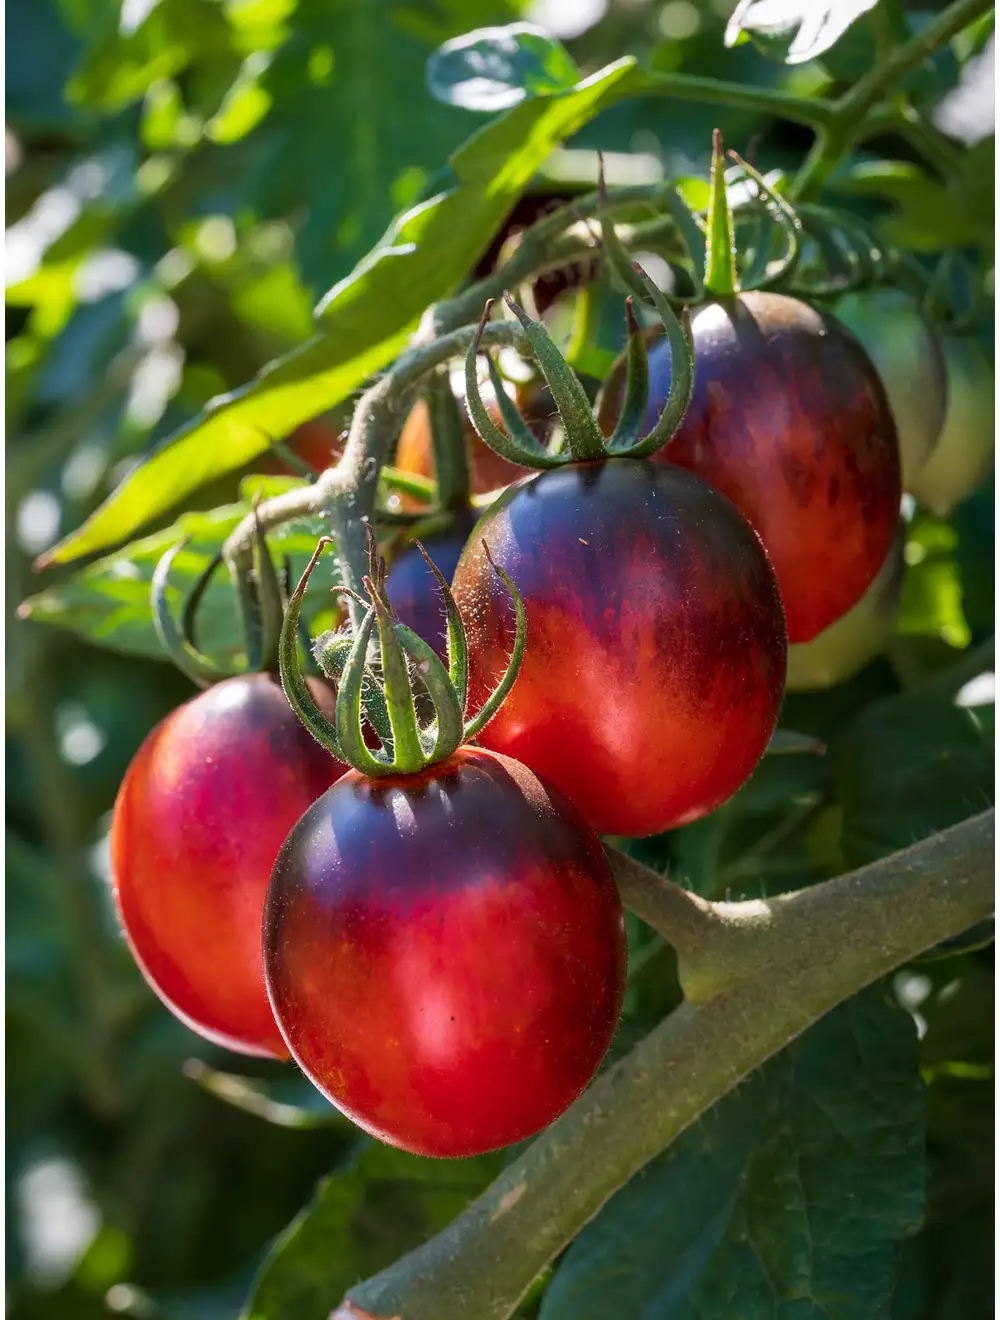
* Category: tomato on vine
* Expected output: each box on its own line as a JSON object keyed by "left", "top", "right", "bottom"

{"left": 265, "top": 537, "right": 626, "bottom": 1157}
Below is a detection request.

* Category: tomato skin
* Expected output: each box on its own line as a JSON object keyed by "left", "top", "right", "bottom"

{"left": 385, "top": 516, "right": 474, "bottom": 656}
{"left": 290, "top": 418, "right": 344, "bottom": 472}
{"left": 908, "top": 335, "right": 995, "bottom": 517}
{"left": 263, "top": 746, "right": 625, "bottom": 1157}
{"left": 597, "top": 291, "right": 902, "bottom": 643}
{"left": 111, "top": 672, "right": 345, "bottom": 1058}
{"left": 452, "top": 460, "right": 787, "bottom": 839}
{"left": 833, "top": 289, "right": 948, "bottom": 488}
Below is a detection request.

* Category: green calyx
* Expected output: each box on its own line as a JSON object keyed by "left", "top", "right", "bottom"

{"left": 464, "top": 234, "right": 695, "bottom": 468}
{"left": 279, "top": 531, "right": 527, "bottom": 777}
{"left": 153, "top": 500, "right": 299, "bottom": 687}
{"left": 704, "top": 128, "right": 738, "bottom": 297}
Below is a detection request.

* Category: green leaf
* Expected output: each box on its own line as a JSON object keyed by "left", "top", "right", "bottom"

{"left": 426, "top": 23, "right": 579, "bottom": 112}
{"left": 184, "top": 1060, "right": 348, "bottom": 1130}
{"left": 43, "top": 57, "right": 637, "bottom": 566}
{"left": 834, "top": 692, "right": 994, "bottom": 869}
{"left": 244, "top": 1144, "right": 504, "bottom": 1320}
{"left": 541, "top": 987, "right": 924, "bottom": 1320}
{"left": 724, "top": 0, "right": 881, "bottom": 65}
{"left": 20, "top": 496, "right": 339, "bottom": 663}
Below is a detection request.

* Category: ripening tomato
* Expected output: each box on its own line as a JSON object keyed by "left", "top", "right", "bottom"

{"left": 908, "top": 335, "right": 995, "bottom": 517}
{"left": 597, "top": 291, "right": 902, "bottom": 643}
{"left": 111, "top": 672, "right": 345, "bottom": 1057}
{"left": 290, "top": 418, "right": 345, "bottom": 472}
{"left": 263, "top": 746, "right": 625, "bottom": 1157}
{"left": 833, "top": 289, "right": 948, "bottom": 488}
{"left": 385, "top": 514, "right": 474, "bottom": 657}
{"left": 786, "top": 526, "right": 905, "bottom": 691}
{"left": 452, "top": 460, "right": 787, "bottom": 839}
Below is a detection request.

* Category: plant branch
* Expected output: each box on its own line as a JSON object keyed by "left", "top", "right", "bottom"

{"left": 340, "top": 809, "right": 994, "bottom": 1320}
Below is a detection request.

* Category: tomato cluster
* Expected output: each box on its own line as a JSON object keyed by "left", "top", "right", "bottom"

{"left": 110, "top": 167, "right": 992, "bottom": 1160}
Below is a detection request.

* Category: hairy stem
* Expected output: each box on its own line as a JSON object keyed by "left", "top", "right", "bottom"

{"left": 341, "top": 810, "right": 994, "bottom": 1320}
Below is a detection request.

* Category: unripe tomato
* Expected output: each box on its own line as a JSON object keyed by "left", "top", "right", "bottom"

{"left": 263, "top": 747, "right": 625, "bottom": 1157}
{"left": 385, "top": 514, "right": 474, "bottom": 657}
{"left": 786, "top": 526, "right": 905, "bottom": 691}
{"left": 908, "top": 335, "right": 995, "bottom": 517}
{"left": 596, "top": 291, "right": 902, "bottom": 643}
{"left": 833, "top": 289, "right": 948, "bottom": 487}
{"left": 111, "top": 673, "right": 345, "bottom": 1057}
{"left": 452, "top": 461, "right": 787, "bottom": 839}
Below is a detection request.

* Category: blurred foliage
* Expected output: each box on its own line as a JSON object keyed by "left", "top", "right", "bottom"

{"left": 6, "top": 0, "right": 995, "bottom": 1318}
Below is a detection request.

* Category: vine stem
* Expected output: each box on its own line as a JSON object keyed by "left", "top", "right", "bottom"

{"left": 341, "top": 809, "right": 994, "bottom": 1320}
{"left": 789, "top": 0, "right": 990, "bottom": 199}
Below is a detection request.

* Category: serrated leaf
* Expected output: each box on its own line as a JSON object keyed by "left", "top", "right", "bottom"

{"left": 43, "top": 56, "right": 637, "bottom": 566}
{"left": 427, "top": 23, "right": 579, "bottom": 112}
{"left": 834, "top": 692, "right": 994, "bottom": 868}
{"left": 725, "top": 0, "right": 881, "bottom": 65}
{"left": 243, "top": 1144, "right": 504, "bottom": 1320}
{"left": 542, "top": 988, "right": 924, "bottom": 1320}
{"left": 20, "top": 497, "right": 339, "bottom": 662}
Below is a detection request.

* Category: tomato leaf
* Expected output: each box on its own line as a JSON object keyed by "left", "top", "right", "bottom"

{"left": 20, "top": 494, "right": 339, "bottom": 663}
{"left": 243, "top": 1145, "right": 504, "bottom": 1320}
{"left": 426, "top": 24, "right": 579, "bottom": 112}
{"left": 41, "top": 57, "right": 636, "bottom": 566}
{"left": 724, "top": 0, "right": 881, "bottom": 65}
{"left": 540, "top": 987, "right": 924, "bottom": 1320}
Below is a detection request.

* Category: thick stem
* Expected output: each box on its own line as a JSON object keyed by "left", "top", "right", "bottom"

{"left": 342, "top": 809, "right": 994, "bottom": 1320}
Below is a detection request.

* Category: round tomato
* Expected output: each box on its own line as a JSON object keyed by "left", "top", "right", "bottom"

{"left": 596, "top": 291, "right": 902, "bottom": 643}
{"left": 908, "top": 335, "right": 995, "bottom": 516}
{"left": 833, "top": 289, "right": 948, "bottom": 487}
{"left": 290, "top": 417, "right": 345, "bottom": 472}
{"left": 385, "top": 514, "right": 474, "bottom": 656}
{"left": 452, "top": 460, "right": 787, "bottom": 839}
{"left": 111, "top": 672, "right": 345, "bottom": 1057}
{"left": 263, "top": 746, "right": 625, "bottom": 1157}
{"left": 786, "top": 525, "right": 905, "bottom": 691}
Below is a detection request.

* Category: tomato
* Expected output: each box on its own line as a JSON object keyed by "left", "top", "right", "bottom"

{"left": 596, "top": 291, "right": 902, "bottom": 643}
{"left": 908, "top": 335, "right": 995, "bottom": 517}
{"left": 111, "top": 672, "right": 345, "bottom": 1057}
{"left": 290, "top": 418, "right": 345, "bottom": 472}
{"left": 263, "top": 746, "right": 625, "bottom": 1157}
{"left": 833, "top": 289, "right": 948, "bottom": 487}
{"left": 786, "top": 525, "right": 905, "bottom": 691}
{"left": 452, "top": 460, "right": 787, "bottom": 839}
{"left": 385, "top": 515, "right": 474, "bottom": 656}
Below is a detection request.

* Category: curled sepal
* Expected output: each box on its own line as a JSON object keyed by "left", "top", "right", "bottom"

{"left": 464, "top": 302, "right": 563, "bottom": 470}
{"left": 502, "top": 292, "right": 606, "bottom": 462}
{"left": 704, "top": 129, "right": 737, "bottom": 298}
{"left": 366, "top": 573, "right": 425, "bottom": 773}
{"left": 658, "top": 182, "right": 706, "bottom": 302}
{"left": 607, "top": 298, "right": 650, "bottom": 452}
{"left": 277, "top": 538, "right": 345, "bottom": 762}
{"left": 727, "top": 152, "right": 802, "bottom": 291}
{"left": 464, "top": 542, "right": 528, "bottom": 741}
{"left": 153, "top": 540, "right": 231, "bottom": 689}
{"left": 414, "top": 541, "right": 468, "bottom": 715}
{"left": 391, "top": 622, "right": 465, "bottom": 764}
{"left": 615, "top": 264, "right": 694, "bottom": 461}
{"left": 181, "top": 550, "right": 221, "bottom": 652}
{"left": 251, "top": 498, "right": 286, "bottom": 673}
{"left": 334, "top": 605, "right": 386, "bottom": 775}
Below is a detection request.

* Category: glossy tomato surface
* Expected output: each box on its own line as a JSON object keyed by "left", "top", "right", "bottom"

{"left": 597, "top": 291, "right": 901, "bottom": 642}
{"left": 452, "top": 460, "right": 787, "bottom": 838}
{"left": 263, "top": 747, "right": 625, "bottom": 1157}
{"left": 386, "top": 515, "right": 474, "bottom": 657}
{"left": 112, "top": 672, "right": 345, "bottom": 1057}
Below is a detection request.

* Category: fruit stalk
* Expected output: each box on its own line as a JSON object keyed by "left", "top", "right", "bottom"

{"left": 340, "top": 809, "right": 995, "bottom": 1320}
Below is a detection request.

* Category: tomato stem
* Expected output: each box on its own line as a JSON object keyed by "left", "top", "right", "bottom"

{"left": 703, "top": 129, "right": 737, "bottom": 298}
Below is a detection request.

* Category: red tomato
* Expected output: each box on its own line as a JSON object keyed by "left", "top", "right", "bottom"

{"left": 290, "top": 418, "right": 344, "bottom": 472}
{"left": 111, "top": 672, "right": 345, "bottom": 1057}
{"left": 452, "top": 460, "right": 787, "bottom": 839}
{"left": 263, "top": 746, "right": 625, "bottom": 1157}
{"left": 597, "top": 291, "right": 902, "bottom": 643}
